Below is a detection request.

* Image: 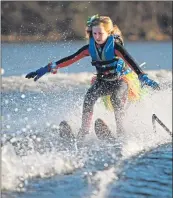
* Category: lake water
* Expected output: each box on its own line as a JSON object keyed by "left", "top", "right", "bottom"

{"left": 1, "top": 41, "right": 172, "bottom": 198}
{"left": 1, "top": 40, "right": 172, "bottom": 76}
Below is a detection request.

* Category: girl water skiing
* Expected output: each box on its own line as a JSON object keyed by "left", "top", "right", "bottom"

{"left": 26, "top": 15, "right": 160, "bottom": 139}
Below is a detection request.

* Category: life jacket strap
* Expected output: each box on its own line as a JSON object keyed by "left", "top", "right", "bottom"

{"left": 96, "top": 73, "right": 119, "bottom": 81}
{"left": 91, "top": 58, "right": 118, "bottom": 67}
{"left": 96, "top": 66, "right": 115, "bottom": 73}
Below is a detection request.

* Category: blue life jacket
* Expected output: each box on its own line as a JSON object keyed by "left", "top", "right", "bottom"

{"left": 89, "top": 35, "right": 118, "bottom": 75}
{"left": 89, "top": 35, "right": 132, "bottom": 78}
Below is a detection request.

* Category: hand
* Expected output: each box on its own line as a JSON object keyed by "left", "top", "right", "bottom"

{"left": 115, "top": 58, "right": 124, "bottom": 79}
{"left": 139, "top": 74, "right": 160, "bottom": 90}
{"left": 25, "top": 65, "right": 50, "bottom": 81}
{"left": 26, "top": 62, "right": 58, "bottom": 81}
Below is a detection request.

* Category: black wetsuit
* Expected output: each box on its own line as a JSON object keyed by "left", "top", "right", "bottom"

{"left": 53, "top": 41, "right": 144, "bottom": 135}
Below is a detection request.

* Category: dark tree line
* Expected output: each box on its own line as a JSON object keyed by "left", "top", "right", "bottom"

{"left": 1, "top": 1, "right": 172, "bottom": 41}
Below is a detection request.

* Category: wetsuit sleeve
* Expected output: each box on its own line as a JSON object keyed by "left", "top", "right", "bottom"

{"left": 114, "top": 43, "right": 144, "bottom": 75}
{"left": 55, "top": 44, "right": 90, "bottom": 69}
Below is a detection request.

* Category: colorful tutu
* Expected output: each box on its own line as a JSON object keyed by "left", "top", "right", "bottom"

{"left": 122, "top": 71, "right": 147, "bottom": 102}
{"left": 90, "top": 72, "right": 148, "bottom": 112}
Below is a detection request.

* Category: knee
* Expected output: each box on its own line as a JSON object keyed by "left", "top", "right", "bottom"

{"left": 83, "top": 94, "right": 96, "bottom": 110}
{"left": 111, "top": 96, "right": 122, "bottom": 106}
{"left": 111, "top": 96, "right": 127, "bottom": 113}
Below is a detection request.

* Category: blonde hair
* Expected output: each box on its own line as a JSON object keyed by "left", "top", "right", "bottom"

{"left": 85, "top": 15, "right": 124, "bottom": 44}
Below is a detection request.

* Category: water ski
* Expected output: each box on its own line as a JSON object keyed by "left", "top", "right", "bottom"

{"left": 59, "top": 121, "right": 75, "bottom": 140}
{"left": 94, "top": 118, "right": 113, "bottom": 140}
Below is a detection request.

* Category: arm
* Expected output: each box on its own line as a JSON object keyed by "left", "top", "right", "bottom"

{"left": 115, "top": 43, "right": 160, "bottom": 90}
{"left": 115, "top": 43, "right": 144, "bottom": 75}
{"left": 25, "top": 44, "right": 90, "bottom": 81}
{"left": 54, "top": 44, "right": 89, "bottom": 70}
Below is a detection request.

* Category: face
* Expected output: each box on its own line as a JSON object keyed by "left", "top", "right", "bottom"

{"left": 92, "top": 25, "right": 109, "bottom": 44}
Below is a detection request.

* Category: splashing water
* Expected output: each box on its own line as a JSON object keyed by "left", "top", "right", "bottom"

{"left": 2, "top": 70, "right": 172, "bottom": 197}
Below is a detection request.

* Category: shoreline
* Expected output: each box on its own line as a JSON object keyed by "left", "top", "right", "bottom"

{"left": 1, "top": 34, "right": 171, "bottom": 43}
